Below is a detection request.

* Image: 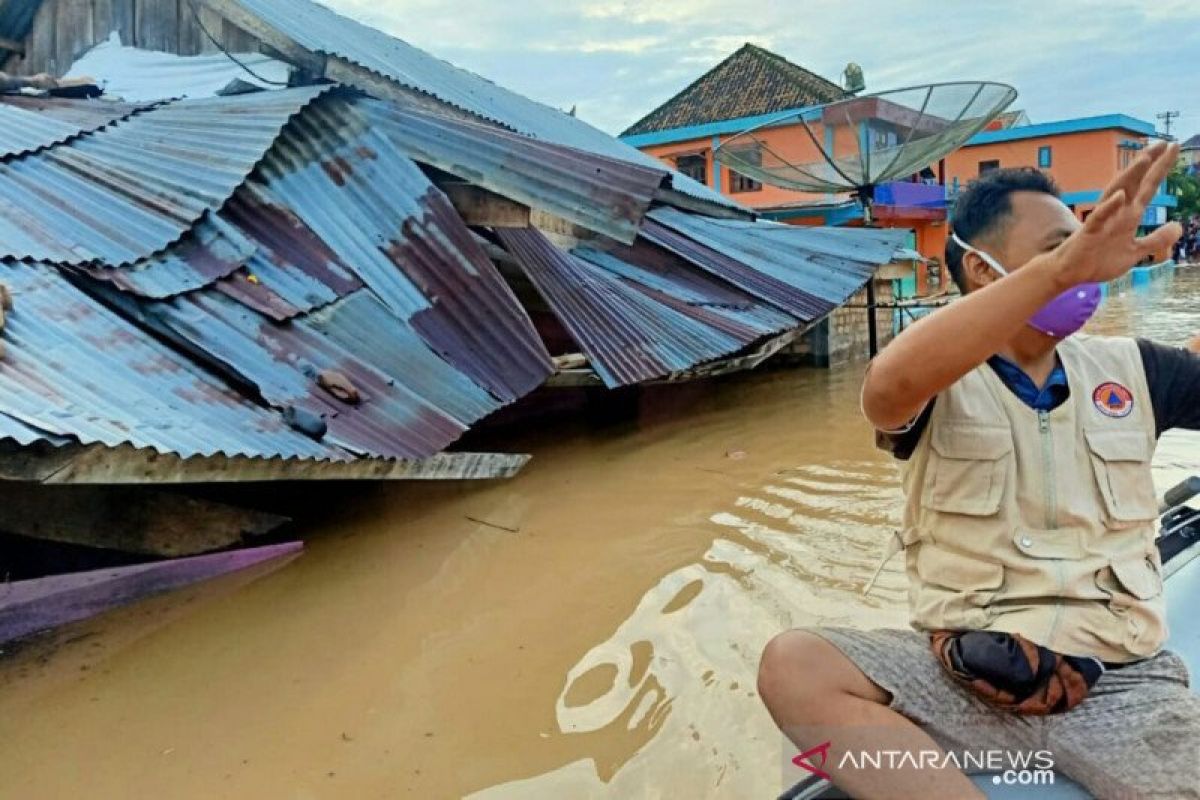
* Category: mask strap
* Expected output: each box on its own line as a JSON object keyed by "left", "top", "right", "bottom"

{"left": 951, "top": 232, "right": 1008, "bottom": 276}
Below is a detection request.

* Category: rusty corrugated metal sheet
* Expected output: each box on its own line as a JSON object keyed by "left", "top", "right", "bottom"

{"left": 247, "top": 97, "right": 553, "bottom": 402}
{"left": 0, "top": 85, "right": 332, "bottom": 266}
{"left": 108, "top": 286, "right": 499, "bottom": 460}
{"left": 218, "top": 0, "right": 739, "bottom": 212}
{"left": 573, "top": 241, "right": 797, "bottom": 342}
{"left": 0, "top": 96, "right": 155, "bottom": 160}
{"left": 0, "top": 261, "right": 347, "bottom": 461}
{"left": 500, "top": 228, "right": 796, "bottom": 387}
{"left": 353, "top": 97, "right": 665, "bottom": 244}
{"left": 81, "top": 213, "right": 255, "bottom": 299}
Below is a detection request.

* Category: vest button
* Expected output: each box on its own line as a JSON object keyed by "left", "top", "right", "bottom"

{"left": 1020, "top": 536, "right": 1033, "bottom": 548}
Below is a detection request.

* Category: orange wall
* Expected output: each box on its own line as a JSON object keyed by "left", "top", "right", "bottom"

{"left": 945, "top": 129, "right": 1147, "bottom": 216}
{"left": 639, "top": 121, "right": 844, "bottom": 208}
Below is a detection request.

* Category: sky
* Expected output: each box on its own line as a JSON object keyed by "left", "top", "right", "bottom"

{"left": 323, "top": 0, "right": 1200, "bottom": 140}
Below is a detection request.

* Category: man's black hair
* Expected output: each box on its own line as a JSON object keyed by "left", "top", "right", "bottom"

{"left": 946, "top": 167, "right": 1061, "bottom": 292}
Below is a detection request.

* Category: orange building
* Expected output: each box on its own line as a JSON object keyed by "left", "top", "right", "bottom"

{"left": 945, "top": 115, "right": 1176, "bottom": 227}
{"left": 620, "top": 45, "right": 951, "bottom": 292}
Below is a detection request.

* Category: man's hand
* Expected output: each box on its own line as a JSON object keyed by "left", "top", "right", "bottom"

{"left": 1048, "top": 141, "right": 1181, "bottom": 287}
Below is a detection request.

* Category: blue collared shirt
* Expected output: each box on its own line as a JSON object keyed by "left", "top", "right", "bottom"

{"left": 987, "top": 354, "right": 1069, "bottom": 411}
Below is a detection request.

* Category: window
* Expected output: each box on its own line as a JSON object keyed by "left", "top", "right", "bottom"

{"left": 1119, "top": 149, "right": 1135, "bottom": 170}
{"left": 978, "top": 159, "right": 1000, "bottom": 175}
{"left": 674, "top": 153, "right": 707, "bottom": 186}
{"left": 1038, "top": 146, "right": 1052, "bottom": 168}
{"left": 726, "top": 145, "right": 763, "bottom": 193}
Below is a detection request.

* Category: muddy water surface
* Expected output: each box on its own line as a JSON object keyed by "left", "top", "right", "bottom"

{"left": 1, "top": 269, "right": 1196, "bottom": 800}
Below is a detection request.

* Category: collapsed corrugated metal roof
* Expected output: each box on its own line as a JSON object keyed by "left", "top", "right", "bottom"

{"left": 207, "top": 0, "right": 739, "bottom": 213}
{"left": 498, "top": 228, "right": 796, "bottom": 387}
{"left": 0, "top": 261, "right": 343, "bottom": 461}
{"left": 0, "top": 85, "right": 332, "bottom": 265}
{"left": 0, "top": 96, "right": 153, "bottom": 159}
{"left": 642, "top": 208, "right": 907, "bottom": 320}
{"left": 352, "top": 97, "right": 667, "bottom": 244}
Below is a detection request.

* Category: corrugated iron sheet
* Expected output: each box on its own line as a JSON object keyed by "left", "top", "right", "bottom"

{"left": 0, "top": 261, "right": 345, "bottom": 461}
{"left": 247, "top": 97, "right": 553, "bottom": 402}
{"left": 573, "top": 241, "right": 797, "bottom": 341}
{"left": 224, "top": 0, "right": 739, "bottom": 212}
{"left": 65, "top": 32, "right": 292, "bottom": 102}
{"left": 353, "top": 96, "right": 665, "bottom": 244}
{"left": 110, "top": 286, "right": 494, "bottom": 460}
{"left": 0, "top": 96, "right": 153, "bottom": 160}
{"left": 82, "top": 213, "right": 255, "bottom": 298}
{"left": 0, "top": 85, "right": 332, "bottom": 266}
{"left": 642, "top": 208, "right": 908, "bottom": 320}
{"left": 499, "top": 228, "right": 784, "bottom": 387}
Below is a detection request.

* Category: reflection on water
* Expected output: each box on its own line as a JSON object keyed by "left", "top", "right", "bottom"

{"left": 0, "top": 269, "right": 1195, "bottom": 799}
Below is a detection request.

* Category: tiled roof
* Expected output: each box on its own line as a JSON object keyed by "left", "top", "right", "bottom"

{"left": 621, "top": 43, "right": 845, "bottom": 137}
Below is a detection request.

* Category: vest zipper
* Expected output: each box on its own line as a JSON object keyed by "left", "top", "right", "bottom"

{"left": 1039, "top": 409, "right": 1067, "bottom": 646}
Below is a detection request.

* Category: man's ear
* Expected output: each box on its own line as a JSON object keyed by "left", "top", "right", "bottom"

{"left": 962, "top": 251, "right": 998, "bottom": 290}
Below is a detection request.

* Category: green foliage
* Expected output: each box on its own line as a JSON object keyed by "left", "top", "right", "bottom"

{"left": 1167, "top": 165, "right": 1200, "bottom": 220}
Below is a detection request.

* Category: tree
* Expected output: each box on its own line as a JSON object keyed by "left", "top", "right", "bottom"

{"left": 1167, "top": 165, "right": 1200, "bottom": 221}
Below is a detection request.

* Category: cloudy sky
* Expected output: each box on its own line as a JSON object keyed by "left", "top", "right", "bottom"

{"left": 324, "top": 0, "right": 1200, "bottom": 139}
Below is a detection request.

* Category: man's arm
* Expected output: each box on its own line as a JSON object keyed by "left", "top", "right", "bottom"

{"left": 861, "top": 142, "right": 1182, "bottom": 431}
{"left": 1139, "top": 338, "right": 1200, "bottom": 435}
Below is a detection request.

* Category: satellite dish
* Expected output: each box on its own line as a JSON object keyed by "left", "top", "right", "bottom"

{"left": 714, "top": 81, "right": 1017, "bottom": 217}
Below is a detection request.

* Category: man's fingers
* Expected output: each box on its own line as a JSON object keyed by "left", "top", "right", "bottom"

{"left": 1101, "top": 142, "right": 1160, "bottom": 201}
{"left": 1134, "top": 221, "right": 1182, "bottom": 262}
{"left": 1135, "top": 141, "right": 1180, "bottom": 206}
{"left": 1085, "top": 189, "right": 1126, "bottom": 230}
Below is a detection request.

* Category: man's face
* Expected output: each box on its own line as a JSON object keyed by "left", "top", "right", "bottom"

{"left": 965, "top": 191, "right": 1080, "bottom": 291}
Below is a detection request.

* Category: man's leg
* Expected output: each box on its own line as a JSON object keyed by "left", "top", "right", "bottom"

{"left": 1043, "top": 650, "right": 1200, "bottom": 799}
{"left": 759, "top": 629, "right": 991, "bottom": 800}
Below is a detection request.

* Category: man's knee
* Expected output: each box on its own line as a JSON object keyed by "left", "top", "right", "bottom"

{"left": 759, "top": 631, "right": 890, "bottom": 715}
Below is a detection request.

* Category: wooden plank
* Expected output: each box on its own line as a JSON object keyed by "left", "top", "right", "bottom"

{"left": 439, "top": 183, "right": 531, "bottom": 228}
{"left": 198, "top": 0, "right": 323, "bottom": 70}
{"left": 23, "top": 0, "right": 58, "bottom": 75}
{"left": 54, "top": 0, "right": 95, "bottom": 73}
{"left": 324, "top": 56, "right": 478, "bottom": 119}
{"left": 177, "top": 0, "right": 207, "bottom": 55}
{"left": 0, "top": 541, "right": 303, "bottom": 644}
{"left": 134, "top": 0, "right": 179, "bottom": 52}
{"left": 0, "top": 483, "right": 289, "bottom": 555}
{"left": 93, "top": 0, "right": 136, "bottom": 46}
{"left": 0, "top": 443, "right": 532, "bottom": 483}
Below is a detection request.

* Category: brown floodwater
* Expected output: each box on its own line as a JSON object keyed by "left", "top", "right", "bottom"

{"left": 0, "top": 268, "right": 1196, "bottom": 799}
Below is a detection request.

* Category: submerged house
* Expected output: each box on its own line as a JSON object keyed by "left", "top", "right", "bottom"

{"left": 0, "top": 1, "right": 907, "bottom": 532}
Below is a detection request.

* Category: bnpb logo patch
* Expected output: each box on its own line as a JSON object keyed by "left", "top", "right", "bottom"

{"left": 1093, "top": 382, "right": 1134, "bottom": 418}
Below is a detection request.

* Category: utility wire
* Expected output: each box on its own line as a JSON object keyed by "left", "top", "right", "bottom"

{"left": 185, "top": 0, "right": 290, "bottom": 87}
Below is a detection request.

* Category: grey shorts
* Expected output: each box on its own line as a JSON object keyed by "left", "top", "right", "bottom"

{"left": 809, "top": 627, "right": 1200, "bottom": 800}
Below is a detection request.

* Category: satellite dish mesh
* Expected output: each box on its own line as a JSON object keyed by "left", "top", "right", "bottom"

{"left": 714, "top": 81, "right": 1018, "bottom": 195}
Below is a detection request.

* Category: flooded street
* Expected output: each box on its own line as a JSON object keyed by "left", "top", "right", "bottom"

{"left": 1, "top": 268, "right": 1196, "bottom": 800}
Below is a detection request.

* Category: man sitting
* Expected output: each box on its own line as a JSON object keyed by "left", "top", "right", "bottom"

{"left": 758, "top": 142, "right": 1200, "bottom": 799}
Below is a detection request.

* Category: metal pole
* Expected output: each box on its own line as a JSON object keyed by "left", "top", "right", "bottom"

{"left": 866, "top": 279, "right": 879, "bottom": 357}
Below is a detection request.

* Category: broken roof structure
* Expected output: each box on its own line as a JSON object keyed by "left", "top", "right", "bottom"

{"left": 0, "top": 0, "right": 908, "bottom": 486}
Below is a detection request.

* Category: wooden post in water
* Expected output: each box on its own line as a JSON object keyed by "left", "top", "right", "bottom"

{"left": 866, "top": 279, "right": 879, "bottom": 358}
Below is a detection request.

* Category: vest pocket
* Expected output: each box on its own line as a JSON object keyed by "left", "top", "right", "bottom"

{"left": 1094, "top": 555, "right": 1165, "bottom": 657}
{"left": 1084, "top": 429, "right": 1159, "bottom": 525}
{"left": 926, "top": 424, "right": 1012, "bottom": 516}
{"left": 913, "top": 544, "right": 1004, "bottom": 629}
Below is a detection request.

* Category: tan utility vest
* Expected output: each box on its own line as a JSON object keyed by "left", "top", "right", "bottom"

{"left": 899, "top": 335, "right": 1165, "bottom": 663}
